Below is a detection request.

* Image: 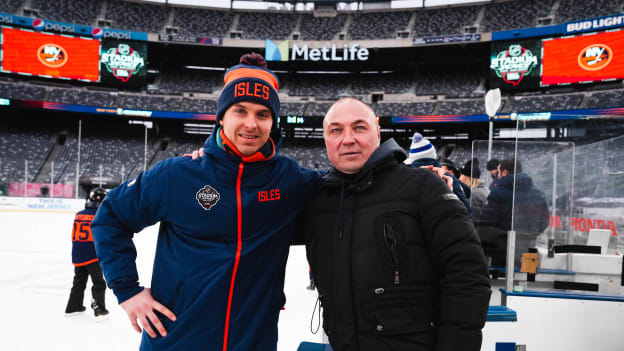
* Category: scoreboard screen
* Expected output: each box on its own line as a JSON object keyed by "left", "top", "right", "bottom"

{"left": 100, "top": 40, "right": 147, "bottom": 87}
{"left": 541, "top": 29, "right": 624, "bottom": 86}
{"left": 0, "top": 27, "right": 100, "bottom": 82}
{"left": 489, "top": 39, "right": 541, "bottom": 90}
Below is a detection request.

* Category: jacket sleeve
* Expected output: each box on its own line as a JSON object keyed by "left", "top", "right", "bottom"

{"left": 291, "top": 166, "right": 324, "bottom": 246}
{"left": 417, "top": 171, "right": 491, "bottom": 351}
{"left": 92, "top": 159, "right": 171, "bottom": 303}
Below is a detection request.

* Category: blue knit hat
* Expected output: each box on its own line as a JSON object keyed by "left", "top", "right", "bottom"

{"left": 216, "top": 53, "right": 280, "bottom": 130}
{"left": 404, "top": 132, "right": 437, "bottom": 164}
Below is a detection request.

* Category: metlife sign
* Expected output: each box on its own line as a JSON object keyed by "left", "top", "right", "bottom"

{"left": 265, "top": 40, "right": 369, "bottom": 62}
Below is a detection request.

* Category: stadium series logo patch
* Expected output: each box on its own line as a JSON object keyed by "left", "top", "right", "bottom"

{"left": 196, "top": 185, "right": 220, "bottom": 211}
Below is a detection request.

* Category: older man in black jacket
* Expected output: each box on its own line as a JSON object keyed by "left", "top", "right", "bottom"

{"left": 297, "top": 97, "right": 491, "bottom": 351}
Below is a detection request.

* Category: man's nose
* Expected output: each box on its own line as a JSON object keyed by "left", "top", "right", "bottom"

{"left": 342, "top": 129, "right": 355, "bottom": 144}
{"left": 243, "top": 115, "right": 258, "bottom": 129}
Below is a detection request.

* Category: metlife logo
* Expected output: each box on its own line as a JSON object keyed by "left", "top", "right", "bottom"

{"left": 265, "top": 39, "right": 369, "bottom": 62}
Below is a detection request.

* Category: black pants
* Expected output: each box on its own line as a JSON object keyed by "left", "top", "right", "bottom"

{"left": 66, "top": 262, "right": 107, "bottom": 312}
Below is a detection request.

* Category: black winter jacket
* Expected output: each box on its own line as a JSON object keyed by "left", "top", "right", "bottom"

{"left": 298, "top": 139, "right": 491, "bottom": 351}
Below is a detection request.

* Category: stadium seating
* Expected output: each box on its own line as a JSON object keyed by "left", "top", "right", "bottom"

{"left": 348, "top": 11, "right": 411, "bottom": 40}
{"left": 0, "top": 82, "right": 47, "bottom": 101}
{"left": 586, "top": 89, "right": 624, "bottom": 109}
{"left": 172, "top": 7, "right": 234, "bottom": 38}
{"left": 48, "top": 88, "right": 117, "bottom": 107}
{"left": 0, "top": 127, "right": 53, "bottom": 183}
{"left": 237, "top": 12, "right": 299, "bottom": 40}
{"left": 156, "top": 68, "right": 224, "bottom": 95}
{"left": 350, "top": 73, "right": 412, "bottom": 95}
{"left": 2, "top": 0, "right": 622, "bottom": 40}
{"left": 185, "top": 99, "right": 217, "bottom": 114}
{"left": 299, "top": 14, "right": 347, "bottom": 40}
{"left": 413, "top": 5, "right": 481, "bottom": 37}
{"left": 118, "top": 94, "right": 182, "bottom": 112}
{"left": 105, "top": 0, "right": 170, "bottom": 33}
{"left": 503, "top": 93, "right": 585, "bottom": 113}
{"left": 374, "top": 102, "right": 436, "bottom": 116}
{"left": 414, "top": 72, "right": 483, "bottom": 98}
{"left": 31, "top": 0, "right": 101, "bottom": 26}
{"left": 53, "top": 128, "right": 152, "bottom": 184}
{"left": 0, "top": 0, "right": 23, "bottom": 14}
{"left": 481, "top": 0, "right": 554, "bottom": 32}
{"left": 555, "top": 0, "right": 622, "bottom": 23}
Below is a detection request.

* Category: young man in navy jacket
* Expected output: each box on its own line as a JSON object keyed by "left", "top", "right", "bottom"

{"left": 92, "top": 53, "right": 321, "bottom": 351}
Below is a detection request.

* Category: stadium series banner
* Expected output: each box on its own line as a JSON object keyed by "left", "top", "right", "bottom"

{"left": 100, "top": 40, "right": 147, "bottom": 87}
{"left": 489, "top": 39, "right": 541, "bottom": 90}
{"left": 0, "top": 27, "right": 100, "bottom": 82}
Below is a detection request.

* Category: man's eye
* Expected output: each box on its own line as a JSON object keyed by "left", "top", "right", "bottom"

{"left": 330, "top": 128, "right": 341, "bottom": 133}
{"left": 354, "top": 125, "right": 366, "bottom": 131}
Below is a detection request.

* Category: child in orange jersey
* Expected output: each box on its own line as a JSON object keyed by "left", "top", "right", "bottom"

{"left": 65, "top": 187, "right": 109, "bottom": 319}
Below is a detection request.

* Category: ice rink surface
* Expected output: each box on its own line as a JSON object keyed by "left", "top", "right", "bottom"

{"left": 0, "top": 209, "right": 323, "bottom": 350}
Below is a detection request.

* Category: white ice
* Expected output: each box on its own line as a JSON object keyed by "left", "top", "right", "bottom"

{"left": 0, "top": 209, "right": 324, "bottom": 350}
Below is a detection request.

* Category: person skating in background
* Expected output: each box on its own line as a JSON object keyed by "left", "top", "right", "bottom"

{"left": 65, "top": 187, "right": 109, "bottom": 319}
{"left": 404, "top": 132, "right": 471, "bottom": 212}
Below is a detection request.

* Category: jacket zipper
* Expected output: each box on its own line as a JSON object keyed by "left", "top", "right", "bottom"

{"left": 223, "top": 162, "right": 244, "bottom": 351}
{"left": 383, "top": 224, "right": 400, "bottom": 285}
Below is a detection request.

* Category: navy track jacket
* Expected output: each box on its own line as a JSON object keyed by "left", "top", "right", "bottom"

{"left": 92, "top": 131, "right": 322, "bottom": 351}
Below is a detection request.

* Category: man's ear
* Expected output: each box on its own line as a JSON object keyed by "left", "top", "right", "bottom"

{"left": 219, "top": 119, "right": 224, "bottom": 127}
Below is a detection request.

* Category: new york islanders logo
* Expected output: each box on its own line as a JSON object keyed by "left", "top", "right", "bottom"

{"left": 196, "top": 185, "right": 220, "bottom": 211}
{"left": 578, "top": 44, "right": 612, "bottom": 71}
{"left": 38, "top": 43, "right": 68, "bottom": 68}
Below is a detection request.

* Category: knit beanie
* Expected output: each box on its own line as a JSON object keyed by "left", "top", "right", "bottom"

{"left": 460, "top": 158, "right": 481, "bottom": 178}
{"left": 216, "top": 53, "right": 280, "bottom": 130}
{"left": 404, "top": 132, "right": 437, "bottom": 164}
{"left": 486, "top": 158, "right": 500, "bottom": 171}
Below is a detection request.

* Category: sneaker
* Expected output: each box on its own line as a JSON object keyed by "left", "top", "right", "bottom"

{"left": 92, "top": 300, "right": 109, "bottom": 320}
{"left": 64, "top": 306, "right": 86, "bottom": 317}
